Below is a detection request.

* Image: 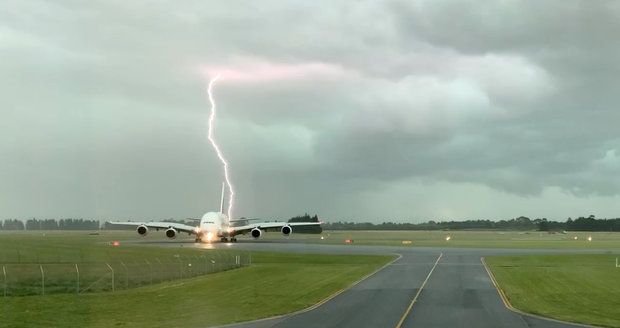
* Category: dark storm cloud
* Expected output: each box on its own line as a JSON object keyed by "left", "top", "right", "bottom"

{"left": 1, "top": 0, "right": 619, "bottom": 220}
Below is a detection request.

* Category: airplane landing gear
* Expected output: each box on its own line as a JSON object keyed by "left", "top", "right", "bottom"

{"left": 220, "top": 237, "right": 228, "bottom": 242}
{"left": 230, "top": 237, "right": 237, "bottom": 242}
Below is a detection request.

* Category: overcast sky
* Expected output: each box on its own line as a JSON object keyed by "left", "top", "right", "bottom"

{"left": 1, "top": 1, "right": 619, "bottom": 222}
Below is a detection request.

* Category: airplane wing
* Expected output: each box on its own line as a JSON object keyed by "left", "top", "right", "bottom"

{"left": 108, "top": 221, "right": 198, "bottom": 235}
{"left": 230, "top": 221, "right": 321, "bottom": 235}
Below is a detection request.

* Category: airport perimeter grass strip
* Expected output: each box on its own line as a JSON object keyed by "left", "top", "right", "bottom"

{"left": 484, "top": 254, "right": 620, "bottom": 328}
{"left": 258, "top": 230, "right": 620, "bottom": 249}
{"left": 481, "top": 257, "right": 597, "bottom": 328}
{"left": 215, "top": 253, "right": 403, "bottom": 328}
{"left": 1, "top": 252, "right": 394, "bottom": 328}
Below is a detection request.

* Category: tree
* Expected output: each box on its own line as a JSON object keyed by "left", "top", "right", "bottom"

{"left": 2, "top": 219, "right": 24, "bottom": 230}
{"left": 288, "top": 214, "right": 322, "bottom": 233}
{"left": 536, "top": 218, "right": 550, "bottom": 231}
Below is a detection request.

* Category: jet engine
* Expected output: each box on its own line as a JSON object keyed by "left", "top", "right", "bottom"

{"left": 137, "top": 225, "right": 148, "bottom": 236}
{"left": 165, "top": 227, "right": 177, "bottom": 239}
{"left": 281, "top": 225, "right": 292, "bottom": 236}
{"left": 250, "top": 228, "right": 262, "bottom": 239}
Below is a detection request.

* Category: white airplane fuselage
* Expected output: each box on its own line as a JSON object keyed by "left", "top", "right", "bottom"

{"left": 197, "top": 211, "right": 229, "bottom": 242}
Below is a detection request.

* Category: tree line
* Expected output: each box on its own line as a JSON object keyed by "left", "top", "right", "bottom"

{"left": 288, "top": 213, "right": 322, "bottom": 233}
{"left": 0, "top": 218, "right": 100, "bottom": 230}
{"left": 2, "top": 215, "right": 619, "bottom": 232}
{"left": 324, "top": 215, "right": 620, "bottom": 232}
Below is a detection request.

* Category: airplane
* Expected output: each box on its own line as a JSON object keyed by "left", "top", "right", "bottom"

{"left": 108, "top": 184, "right": 322, "bottom": 243}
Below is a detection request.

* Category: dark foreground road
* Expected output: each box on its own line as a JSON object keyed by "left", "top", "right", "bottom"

{"left": 140, "top": 240, "right": 597, "bottom": 328}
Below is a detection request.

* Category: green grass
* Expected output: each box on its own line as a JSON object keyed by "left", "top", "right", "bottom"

{"left": 264, "top": 230, "right": 620, "bottom": 249}
{"left": 486, "top": 254, "right": 620, "bottom": 327}
{"left": 0, "top": 231, "right": 249, "bottom": 295}
{"left": 0, "top": 231, "right": 393, "bottom": 327}
{"left": 0, "top": 231, "right": 220, "bottom": 263}
{"left": 12, "top": 229, "right": 618, "bottom": 250}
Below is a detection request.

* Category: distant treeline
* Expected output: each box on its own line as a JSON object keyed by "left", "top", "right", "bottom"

{"left": 101, "top": 218, "right": 202, "bottom": 230}
{"left": 288, "top": 213, "right": 322, "bottom": 234}
{"left": 2, "top": 215, "right": 619, "bottom": 232}
{"left": 0, "top": 218, "right": 99, "bottom": 230}
{"left": 324, "top": 215, "right": 620, "bottom": 232}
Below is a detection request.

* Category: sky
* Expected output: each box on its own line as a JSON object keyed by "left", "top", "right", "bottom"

{"left": 1, "top": 0, "right": 619, "bottom": 222}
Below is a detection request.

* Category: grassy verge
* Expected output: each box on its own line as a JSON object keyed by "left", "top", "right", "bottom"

{"left": 0, "top": 231, "right": 217, "bottom": 263}
{"left": 486, "top": 254, "right": 620, "bottom": 327}
{"left": 313, "top": 230, "right": 620, "bottom": 248}
{"left": 6, "top": 229, "right": 618, "bottom": 250}
{"left": 0, "top": 231, "right": 251, "bottom": 295}
{"left": 1, "top": 251, "right": 393, "bottom": 327}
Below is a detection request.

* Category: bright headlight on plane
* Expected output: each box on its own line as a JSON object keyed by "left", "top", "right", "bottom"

{"left": 587, "top": 236, "right": 592, "bottom": 242}
{"left": 445, "top": 235, "right": 452, "bottom": 241}
{"left": 194, "top": 227, "right": 202, "bottom": 233}
{"left": 207, "top": 232, "right": 214, "bottom": 241}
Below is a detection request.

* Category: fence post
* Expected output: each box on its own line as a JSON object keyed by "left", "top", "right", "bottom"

{"left": 40, "top": 265, "right": 45, "bottom": 295}
{"left": 144, "top": 260, "right": 153, "bottom": 284}
{"left": 75, "top": 264, "right": 80, "bottom": 294}
{"left": 3, "top": 265, "right": 6, "bottom": 297}
{"left": 106, "top": 263, "right": 115, "bottom": 292}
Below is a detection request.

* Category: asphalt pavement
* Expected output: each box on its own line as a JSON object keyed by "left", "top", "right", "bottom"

{"left": 138, "top": 239, "right": 600, "bottom": 328}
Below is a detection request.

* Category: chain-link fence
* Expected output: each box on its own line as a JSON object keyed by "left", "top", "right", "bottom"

{"left": 1, "top": 252, "right": 251, "bottom": 296}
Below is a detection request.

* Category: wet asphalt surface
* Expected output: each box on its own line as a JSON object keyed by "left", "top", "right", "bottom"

{"left": 135, "top": 238, "right": 602, "bottom": 328}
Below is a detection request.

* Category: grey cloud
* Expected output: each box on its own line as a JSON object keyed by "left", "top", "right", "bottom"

{"left": 1, "top": 0, "right": 619, "bottom": 220}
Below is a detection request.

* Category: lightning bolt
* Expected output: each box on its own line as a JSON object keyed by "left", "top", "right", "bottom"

{"left": 207, "top": 75, "right": 235, "bottom": 219}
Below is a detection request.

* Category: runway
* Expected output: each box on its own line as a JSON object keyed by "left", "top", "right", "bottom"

{"left": 140, "top": 240, "right": 599, "bottom": 328}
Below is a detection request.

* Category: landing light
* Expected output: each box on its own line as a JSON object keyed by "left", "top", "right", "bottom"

{"left": 111, "top": 241, "right": 120, "bottom": 247}
{"left": 587, "top": 236, "right": 592, "bottom": 242}
{"left": 201, "top": 232, "right": 215, "bottom": 242}
{"left": 445, "top": 236, "right": 452, "bottom": 241}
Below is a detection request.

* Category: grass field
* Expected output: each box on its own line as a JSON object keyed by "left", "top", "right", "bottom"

{"left": 264, "top": 230, "right": 620, "bottom": 249}
{"left": 486, "top": 254, "right": 620, "bottom": 327}
{"left": 15, "top": 229, "right": 618, "bottom": 249}
{"left": 2, "top": 230, "right": 619, "bottom": 327}
{"left": 0, "top": 231, "right": 250, "bottom": 295}
{"left": 0, "top": 231, "right": 222, "bottom": 263}
{"left": 0, "top": 231, "right": 393, "bottom": 327}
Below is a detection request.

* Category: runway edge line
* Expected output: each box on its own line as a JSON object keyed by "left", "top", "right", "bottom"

{"left": 394, "top": 252, "right": 443, "bottom": 328}
{"left": 480, "top": 257, "right": 599, "bottom": 328}
{"left": 214, "top": 253, "right": 403, "bottom": 328}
